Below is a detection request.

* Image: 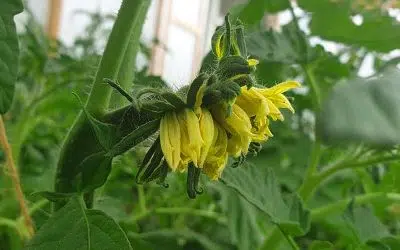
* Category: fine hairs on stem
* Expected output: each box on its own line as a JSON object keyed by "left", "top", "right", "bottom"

{"left": 0, "top": 116, "right": 34, "bottom": 237}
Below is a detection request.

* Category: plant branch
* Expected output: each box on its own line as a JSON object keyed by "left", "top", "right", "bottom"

{"left": 311, "top": 192, "right": 400, "bottom": 220}
{"left": 111, "top": 0, "right": 150, "bottom": 107}
{"left": 54, "top": 0, "right": 149, "bottom": 209}
{"left": 0, "top": 117, "right": 34, "bottom": 237}
{"left": 85, "top": 0, "right": 148, "bottom": 115}
{"left": 318, "top": 154, "right": 400, "bottom": 182}
{"left": 130, "top": 207, "right": 227, "bottom": 225}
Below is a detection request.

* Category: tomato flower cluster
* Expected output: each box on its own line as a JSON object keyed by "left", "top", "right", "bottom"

{"left": 134, "top": 15, "right": 300, "bottom": 198}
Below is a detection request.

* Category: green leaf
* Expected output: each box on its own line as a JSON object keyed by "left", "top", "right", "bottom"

{"left": 309, "top": 241, "right": 334, "bottom": 250}
{"left": 221, "top": 164, "right": 310, "bottom": 236}
{"left": 131, "top": 229, "right": 224, "bottom": 250}
{"left": 246, "top": 22, "right": 313, "bottom": 64}
{"left": 219, "top": 185, "right": 262, "bottom": 250}
{"left": 318, "top": 68, "right": 400, "bottom": 145}
{"left": 239, "top": 0, "right": 290, "bottom": 25}
{"left": 0, "top": 0, "right": 24, "bottom": 113}
{"left": 298, "top": 0, "right": 400, "bottom": 52}
{"left": 31, "top": 191, "right": 75, "bottom": 202}
{"left": 25, "top": 196, "right": 132, "bottom": 250}
{"left": 79, "top": 152, "right": 113, "bottom": 192}
{"left": 343, "top": 202, "right": 390, "bottom": 246}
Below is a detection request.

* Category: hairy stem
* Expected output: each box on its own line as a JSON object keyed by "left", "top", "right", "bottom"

{"left": 0, "top": 117, "right": 34, "bottom": 237}
{"left": 85, "top": 0, "right": 148, "bottom": 115}
{"left": 111, "top": 0, "right": 151, "bottom": 108}
{"left": 54, "top": 0, "right": 148, "bottom": 210}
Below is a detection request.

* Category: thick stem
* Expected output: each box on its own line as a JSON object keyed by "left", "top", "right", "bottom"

{"left": 54, "top": 0, "right": 148, "bottom": 210}
{"left": 0, "top": 117, "right": 34, "bottom": 237}
{"left": 111, "top": 0, "right": 151, "bottom": 108}
{"left": 85, "top": 0, "right": 148, "bottom": 115}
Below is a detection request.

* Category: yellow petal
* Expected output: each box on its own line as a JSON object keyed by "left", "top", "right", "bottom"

{"left": 263, "top": 80, "right": 301, "bottom": 95}
{"left": 160, "top": 112, "right": 181, "bottom": 171}
{"left": 203, "top": 123, "right": 229, "bottom": 180}
{"left": 199, "top": 109, "right": 214, "bottom": 167}
{"left": 178, "top": 109, "right": 203, "bottom": 167}
{"left": 265, "top": 98, "right": 283, "bottom": 121}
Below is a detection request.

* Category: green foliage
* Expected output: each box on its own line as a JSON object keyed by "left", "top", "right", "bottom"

{"left": 0, "top": 0, "right": 23, "bottom": 113}
{"left": 239, "top": 0, "right": 290, "bottom": 24}
{"left": 25, "top": 196, "right": 132, "bottom": 250}
{"left": 318, "top": 68, "right": 400, "bottom": 145}
{"left": 1, "top": 0, "right": 400, "bottom": 250}
{"left": 221, "top": 165, "right": 310, "bottom": 236}
{"left": 298, "top": 0, "right": 400, "bottom": 52}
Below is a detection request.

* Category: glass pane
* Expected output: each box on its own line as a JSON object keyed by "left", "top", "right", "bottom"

{"left": 163, "top": 25, "right": 196, "bottom": 88}
{"left": 171, "top": 0, "right": 201, "bottom": 26}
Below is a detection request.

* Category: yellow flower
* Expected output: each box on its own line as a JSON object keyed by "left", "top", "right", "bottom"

{"left": 211, "top": 103, "right": 253, "bottom": 157}
{"left": 203, "top": 122, "right": 229, "bottom": 180}
{"left": 177, "top": 109, "right": 203, "bottom": 168}
{"left": 160, "top": 112, "right": 181, "bottom": 171}
{"left": 235, "top": 86, "right": 273, "bottom": 143}
{"left": 259, "top": 81, "right": 301, "bottom": 120}
{"left": 198, "top": 108, "right": 215, "bottom": 167}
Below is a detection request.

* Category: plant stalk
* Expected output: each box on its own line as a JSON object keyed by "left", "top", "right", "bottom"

{"left": 54, "top": 0, "right": 148, "bottom": 210}
{"left": 0, "top": 117, "right": 34, "bottom": 237}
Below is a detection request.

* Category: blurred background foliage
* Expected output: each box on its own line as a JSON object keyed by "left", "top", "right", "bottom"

{"left": 1, "top": 0, "right": 400, "bottom": 249}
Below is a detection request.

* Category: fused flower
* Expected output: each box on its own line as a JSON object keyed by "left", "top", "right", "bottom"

{"left": 203, "top": 122, "right": 229, "bottom": 180}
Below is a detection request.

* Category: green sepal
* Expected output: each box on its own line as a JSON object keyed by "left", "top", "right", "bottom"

{"left": 186, "top": 163, "right": 203, "bottom": 199}
{"left": 233, "top": 21, "right": 247, "bottom": 57}
{"left": 136, "top": 138, "right": 164, "bottom": 184}
{"left": 140, "top": 101, "right": 176, "bottom": 116}
{"left": 107, "top": 119, "right": 160, "bottom": 157}
{"left": 186, "top": 73, "right": 209, "bottom": 108}
{"left": 224, "top": 14, "right": 233, "bottom": 58}
{"left": 211, "top": 26, "right": 226, "bottom": 60}
{"left": 248, "top": 142, "right": 262, "bottom": 156}
{"left": 160, "top": 91, "right": 186, "bottom": 109}
{"left": 156, "top": 161, "right": 169, "bottom": 187}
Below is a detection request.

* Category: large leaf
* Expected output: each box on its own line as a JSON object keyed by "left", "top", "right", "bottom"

{"left": 0, "top": 0, "right": 23, "bottom": 113}
{"left": 25, "top": 196, "right": 132, "bottom": 250}
{"left": 298, "top": 0, "right": 400, "bottom": 52}
{"left": 318, "top": 68, "right": 400, "bottom": 145}
{"left": 218, "top": 185, "right": 262, "bottom": 250}
{"left": 246, "top": 22, "right": 316, "bottom": 68}
{"left": 221, "top": 164, "right": 310, "bottom": 236}
{"left": 239, "top": 0, "right": 290, "bottom": 25}
{"left": 342, "top": 202, "right": 397, "bottom": 249}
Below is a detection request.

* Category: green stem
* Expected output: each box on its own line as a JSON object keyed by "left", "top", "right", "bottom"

{"left": 111, "top": 0, "right": 151, "bottom": 108}
{"left": 54, "top": 0, "right": 148, "bottom": 210}
{"left": 85, "top": 0, "right": 148, "bottom": 115}
{"left": 137, "top": 185, "right": 147, "bottom": 214}
{"left": 318, "top": 154, "right": 400, "bottom": 183}
{"left": 311, "top": 192, "right": 400, "bottom": 220}
{"left": 130, "top": 207, "right": 227, "bottom": 225}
